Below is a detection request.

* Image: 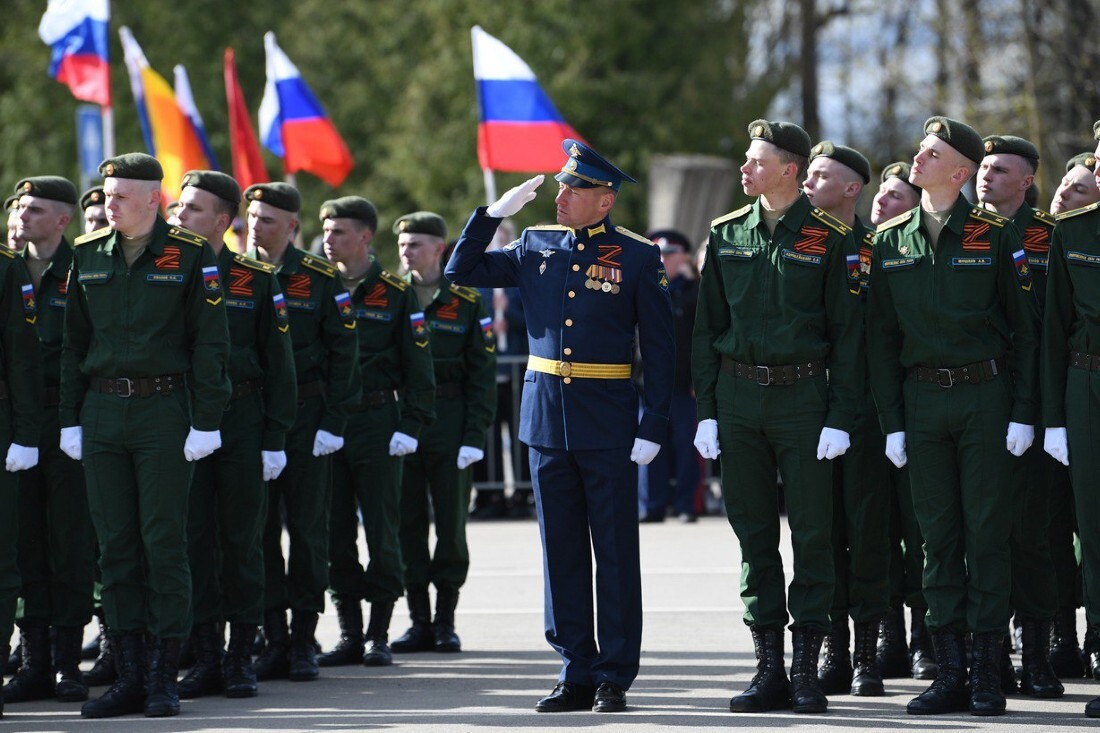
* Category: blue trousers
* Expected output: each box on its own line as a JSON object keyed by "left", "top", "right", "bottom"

{"left": 529, "top": 446, "right": 641, "bottom": 690}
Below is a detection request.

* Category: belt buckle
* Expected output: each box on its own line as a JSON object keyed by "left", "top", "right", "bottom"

{"left": 115, "top": 377, "right": 134, "bottom": 398}
{"left": 756, "top": 365, "right": 772, "bottom": 386}
{"left": 936, "top": 369, "right": 954, "bottom": 389}
{"left": 558, "top": 362, "right": 573, "bottom": 378}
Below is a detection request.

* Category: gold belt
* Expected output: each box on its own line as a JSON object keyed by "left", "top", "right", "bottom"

{"left": 527, "top": 355, "right": 631, "bottom": 379}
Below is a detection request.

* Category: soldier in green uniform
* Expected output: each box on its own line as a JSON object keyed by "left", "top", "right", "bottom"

{"left": 81, "top": 187, "right": 108, "bottom": 235}
{"left": 170, "top": 171, "right": 297, "bottom": 699}
{"left": 62, "top": 153, "right": 231, "bottom": 719}
{"left": 692, "top": 120, "right": 864, "bottom": 715}
{"left": 1041, "top": 120, "right": 1100, "bottom": 719}
{"left": 0, "top": 203, "right": 44, "bottom": 720}
{"left": 388, "top": 211, "right": 495, "bottom": 655}
{"left": 5, "top": 196, "right": 22, "bottom": 252}
{"left": 976, "top": 134, "right": 1063, "bottom": 698}
{"left": 318, "top": 199, "right": 435, "bottom": 668}
{"left": 244, "top": 183, "right": 360, "bottom": 683}
{"left": 2, "top": 177, "right": 94, "bottom": 706}
{"left": 866, "top": 118, "right": 1040, "bottom": 717}
{"left": 802, "top": 143, "right": 889, "bottom": 697}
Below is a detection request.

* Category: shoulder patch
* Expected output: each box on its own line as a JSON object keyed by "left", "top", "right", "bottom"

{"left": 1054, "top": 201, "right": 1100, "bottom": 221}
{"left": 528, "top": 224, "right": 569, "bottom": 231}
{"left": 1033, "top": 209, "right": 1055, "bottom": 227}
{"left": 810, "top": 208, "right": 852, "bottom": 235}
{"left": 614, "top": 225, "right": 656, "bottom": 246}
{"left": 449, "top": 283, "right": 480, "bottom": 303}
{"left": 74, "top": 227, "right": 112, "bottom": 246}
{"left": 167, "top": 226, "right": 206, "bottom": 246}
{"left": 969, "top": 206, "right": 1008, "bottom": 228}
{"left": 876, "top": 209, "right": 915, "bottom": 233}
{"left": 300, "top": 252, "right": 336, "bottom": 278}
{"left": 379, "top": 270, "right": 408, "bottom": 291}
{"left": 711, "top": 204, "right": 753, "bottom": 228}
{"left": 232, "top": 253, "right": 276, "bottom": 273}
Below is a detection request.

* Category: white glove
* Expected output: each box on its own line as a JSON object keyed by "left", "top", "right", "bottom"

{"left": 60, "top": 426, "right": 82, "bottom": 462}
{"left": 456, "top": 446, "right": 484, "bottom": 470}
{"left": 262, "top": 450, "right": 287, "bottom": 481}
{"left": 630, "top": 438, "right": 661, "bottom": 466}
{"left": 312, "top": 429, "right": 344, "bottom": 457}
{"left": 885, "top": 431, "right": 907, "bottom": 468}
{"left": 1044, "top": 427, "right": 1069, "bottom": 466}
{"left": 388, "top": 431, "right": 418, "bottom": 457}
{"left": 816, "top": 427, "right": 851, "bottom": 460}
{"left": 5, "top": 444, "right": 38, "bottom": 472}
{"left": 693, "top": 419, "right": 720, "bottom": 460}
{"left": 486, "top": 174, "right": 544, "bottom": 218}
{"left": 184, "top": 428, "right": 221, "bottom": 461}
{"left": 1005, "top": 422, "right": 1034, "bottom": 457}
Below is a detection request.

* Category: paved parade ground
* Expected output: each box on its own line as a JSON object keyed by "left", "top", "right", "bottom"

{"left": 6, "top": 514, "right": 1100, "bottom": 731}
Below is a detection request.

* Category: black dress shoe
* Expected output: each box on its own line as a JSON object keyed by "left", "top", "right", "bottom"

{"left": 534, "top": 682, "right": 595, "bottom": 712}
{"left": 593, "top": 681, "right": 627, "bottom": 712}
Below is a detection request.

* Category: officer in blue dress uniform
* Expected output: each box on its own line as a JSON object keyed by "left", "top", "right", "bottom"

{"left": 446, "top": 140, "right": 674, "bottom": 713}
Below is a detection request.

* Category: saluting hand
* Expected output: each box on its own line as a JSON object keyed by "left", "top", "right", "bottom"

{"left": 487, "top": 175, "right": 544, "bottom": 218}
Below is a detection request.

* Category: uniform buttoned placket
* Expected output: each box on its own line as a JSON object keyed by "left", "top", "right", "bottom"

{"left": 560, "top": 229, "right": 579, "bottom": 449}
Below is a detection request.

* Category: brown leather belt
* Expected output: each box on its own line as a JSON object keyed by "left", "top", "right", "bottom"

{"left": 721, "top": 357, "right": 824, "bottom": 386}
{"left": 907, "top": 358, "right": 1004, "bottom": 388}
{"left": 231, "top": 379, "right": 261, "bottom": 400}
{"left": 297, "top": 380, "right": 325, "bottom": 400}
{"left": 361, "top": 389, "right": 397, "bottom": 410}
{"left": 44, "top": 386, "right": 59, "bottom": 407}
{"left": 1071, "top": 352, "right": 1100, "bottom": 371}
{"left": 436, "top": 382, "right": 464, "bottom": 399}
{"left": 91, "top": 373, "right": 187, "bottom": 398}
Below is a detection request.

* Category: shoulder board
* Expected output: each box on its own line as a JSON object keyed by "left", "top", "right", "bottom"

{"left": 810, "top": 208, "right": 852, "bottom": 235}
{"left": 449, "top": 283, "right": 480, "bottom": 302}
{"left": 711, "top": 204, "right": 753, "bottom": 228}
{"left": 1055, "top": 201, "right": 1100, "bottom": 221}
{"left": 74, "top": 226, "right": 112, "bottom": 246}
{"left": 167, "top": 226, "right": 206, "bottom": 246}
{"left": 232, "top": 253, "right": 276, "bottom": 274}
{"left": 969, "top": 206, "right": 1008, "bottom": 228}
{"left": 0, "top": 247, "right": 13, "bottom": 260}
{"left": 379, "top": 270, "right": 408, "bottom": 291}
{"left": 1033, "top": 209, "right": 1056, "bottom": 227}
{"left": 862, "top": 229, "right": 875, "bottom": 247}
{"left": 614, "top": 225, "right": 655, "bottom": 245}
{"left": 528, "top": 224, "right": 569, "bottom": 231}
{"left": 300, "top": 252, "right": 336, "bottom": 277}
{"left": 875, "top": 209, "right": 915, "bottom": 233}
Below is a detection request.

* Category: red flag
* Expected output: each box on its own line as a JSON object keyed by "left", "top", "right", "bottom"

{"left": 224, "top": 47, "right": 269, "bottom": 190}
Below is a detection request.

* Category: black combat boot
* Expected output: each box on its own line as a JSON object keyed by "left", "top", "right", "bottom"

{"left": 1084, "top": 625, "right": 1100, "bottom": 680}
{"left": 876, "top": 605, "right": 910, "bottom": 678}
{"left": 53, "top": 626, "right": 89, "bottom": 702}
{"left": 1049, "top": 606, "right": 1085, "bottom": 678}
{"left": 790, "top": 627, "right": 828, "bottom": 713}
{"left": 364, "top": 601, "right": 395, "bottom": 666}
{"left": 817, "top": 619, "right": 851, "bottom": 695}
{"left": 390, "top": 588, "right": 435, "bottom": 653}
{"left": 222, "top": 623, "right": 258, "bottom": 698}
{"left": 1000, "top": 633, "right": 1019, "bottom": 694}
{"left": 909, "top": 607, "right": 938, "bottom": 680}
{"left": 3, "top": 623, "right": 54, "bottom": 702}
{"left": 84, "top": 625, "right": 117, "bottom": 687}
{"left": 851, "top": 620, "right": 884, "bottom": 696}
{"left": 318, "top": 596, "right": 364, "bottom": 667}
{"left": 288, "top": 611, "right": 319, "bottom": 681}
{"left": 80, "top": 633, "right": 146, "bottom": 718}
{"left": 144, "top": 636, "right": 181, "bottom": 717}
{"left": 433, "top": 587, "right": 461, "bottom": 653}
{"left": 729, "top": 626, "right": 790, "bottom": 713}
{"left": 253, "top": 609, "right": 290, "bottom": 681}
{"left": 177, "top": 622, "right": 224, "bottom": 699}
{"left": 969, "top": 631, "right": 1007, "bottom": 715}
{"left": 1019, "top": 619, "right": 1063, "bottom": 697}
{"left": 906, "top": 630, "right": 968, "bottom": 714}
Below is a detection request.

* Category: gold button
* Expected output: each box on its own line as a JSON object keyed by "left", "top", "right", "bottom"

{"left": 577, "top": 243, "right": 585, "bottom": 251}
{"left": 563, "top": 377, "right": 572, "bottom": 384}
{"left": 568, "top": 290, "right": 575, "bottom": 298}
{"left": 565, "top": 319, "right": 573, "bottom": 327}
{"left": 563, "top": 347, "right": 572, "bottom": 356}
{"left": 572, "top": 264, "right": 580, "bottom": 271}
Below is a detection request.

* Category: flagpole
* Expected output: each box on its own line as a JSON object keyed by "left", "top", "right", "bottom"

{"left": 101, "top": 105, "right": 115, "bottom": 159}
{"left": 482, "top": 167, "right": 497, "bottom": 205}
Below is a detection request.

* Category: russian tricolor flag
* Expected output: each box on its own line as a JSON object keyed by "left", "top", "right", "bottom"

{"left": 174, "top": 64, "right": 218, "bottom": 171}
{"left": 472, "top": 26, "right": 583, "bottom": 173}
{"left": 258, "top": 32, "right": 353, "bottom": 188}
{"left": 38, "top": 0, "right": 111, "bottom": 107}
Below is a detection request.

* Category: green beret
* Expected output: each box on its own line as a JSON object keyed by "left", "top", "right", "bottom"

{"left": 1066, "top": 152, "right": 1098, "bottom": 173}
{"left": 1093, "top": 119, "right": 1100, "bottom": 141}
{"left": 181, "top": 170, "right": 241, "bottom": 206}
{"left": 98, "top": 153, "right": 163, "bottom": 181}
{"left": 809, "top": 141, "right": 870, "bottom": 184}
{"left": 4, "top": 195, "right": 17, "bottom": 213}
{"left": 392, "top": 211, "right": 447, "bottom": 239}
{"left": 748, "top": 119, "right": 811, "bottom": 158}
{"left": 320, "top": 196, "right": 378, "bottom": 231}
{"left": 80, "top": 186, "right": 105, "bottom": 210}
{"left": 243, "top": 182, "right": 301, "bottom": 214}
{"left": 982, "top": 135, "right": 1039, "bottom": 163}
{"left": 923, "top": 116, "right": 984, "bottom": 165}
{"left": 14, "top": 176, "right": 78, "bottom": 205}
{"left": 165, "top": 200, "right": 181, "bottom": 217}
